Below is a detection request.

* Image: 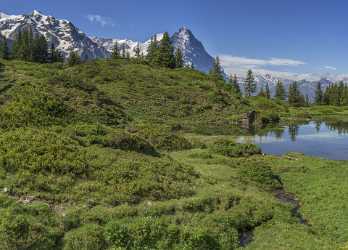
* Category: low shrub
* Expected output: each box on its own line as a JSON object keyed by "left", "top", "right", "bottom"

{"left": 238, "top": 161, "right": 282, "bottom": 189}
{"left": 212, "top": 140, "right": 261, "bottom": 157}
{"left": 63, "top": 224, "right": 106, "bottom": 250}
{"left": 156, "top": 134, "right": 193, "bottom": 151}
{"left": 259, "top": 112, "right": 281, "bottom": 126}
{"left": 0, "top": 203, "right": 62, "bottom": 250}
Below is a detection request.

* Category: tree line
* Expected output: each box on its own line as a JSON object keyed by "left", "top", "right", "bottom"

{"left": 0, "top": 27, "right": 64, "bottom": 63}
{"left": 110, "top": 32, "right": 185, "bottom": 69}
{"left": 315, "top": 81, "right": 348, "bottom": 106}
{"left": 4, "top": 28, "right": 348, "bottom": 107}
{"left": 207, "top": 57, "right": 313, "bottom": 106}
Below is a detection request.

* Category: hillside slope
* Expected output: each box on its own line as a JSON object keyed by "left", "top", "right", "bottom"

{"left": 0, "top": 59, "right": 345, "bottom": 250}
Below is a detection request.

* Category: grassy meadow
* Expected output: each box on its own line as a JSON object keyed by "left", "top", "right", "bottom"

{"left": 0, "top": 58, "right": 347, "bottom": 249}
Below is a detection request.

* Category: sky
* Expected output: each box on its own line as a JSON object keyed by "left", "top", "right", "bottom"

{"left": 2, "top": 0, "right": 348, "bottom": 80}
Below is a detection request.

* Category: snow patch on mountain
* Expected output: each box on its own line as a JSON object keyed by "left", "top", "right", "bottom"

{"left": 0, "top": 10, "right": 109, "bottom": 59}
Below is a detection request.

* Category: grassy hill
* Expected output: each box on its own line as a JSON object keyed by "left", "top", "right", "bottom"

{"left": 0, "top": 59, "right": 347, "bottom": 249}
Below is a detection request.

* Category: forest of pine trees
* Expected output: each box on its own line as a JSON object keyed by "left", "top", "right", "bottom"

{"left": 145, "top": 32, "right": 184, "bottom": 69}
{"left": 0, "top": 28, "right": 63, "bottom": 63}
{"left": 287, "top": 82, "right": 306, "bottom": 106}
{"left": 322, "top": 82, "right": 348, "bottom": 106}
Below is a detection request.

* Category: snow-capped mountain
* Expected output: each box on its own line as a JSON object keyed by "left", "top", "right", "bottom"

{"left": 171, "top": 27, "right": 214, "bottom": 72}
{"left": 0, "top": 10, "right": 213, "bottom": 72}
{"left": 237, "top": 74, "right": 334, "bottom": 101}
{"left": 91, "top": 33, "right": 164, "bottom": 59}
{"left": 92, "top": 27, "right": 214, "bottom": 72}
{"left": 0, "top": 10, "right": 337, "bottom": 99}
{"left": 0, "top": 10, "right": 109, "bottom": 59}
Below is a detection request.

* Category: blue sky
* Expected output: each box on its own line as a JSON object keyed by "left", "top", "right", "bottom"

{"left": 2, "top": 0, "right": 348, "bottom": 79}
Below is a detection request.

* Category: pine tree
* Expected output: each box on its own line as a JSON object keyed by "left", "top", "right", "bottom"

{"left": 121, "top": 44, "right": 126, "bottom": 59}
{"left": 0, "top": 38, "right": 10, "bottom": 59}
{"left": 275, "top": 80, "right": 286, "bottom": 100}
{"left": 49, "top": 43, "right": 63, "bottom": 63}
{"left": 134, "top": 43, "right": 141, "bottom": 58}
{"left": 265, "top": 83, "right": 271, "bottom": 99}
{"left": 315, "top": 82, "right": 323, "bottom": 105}
{"left": 229, "top": 74, "right": 241, "bottom": 95}
{"left": 209, "top": 56, "right": 224, "bottom": 81}
{"left": 67, "top": 51, "right": 81, "bottom": 66}
{"left": 22, "top": 27, "right": 34, "bottom": 61}
{"left": 32, "top": 34, "right": 48, "bottom": 63}
{"left": 244, "top": 70, "right": 256, "bottom": 97}
{"left": 158, "top": 32, "right": 175, "bottom": 68}
{"left": 288, "top": 81, "right": 305, "bottom": 106}
{"left": 146, "top": 35, "right": 159, "bottom": 66}
{"left": 305, "top": 94, "right": 310, "bottom": 106}
{"left": 111, "top": 42, "right": 120, "bottom": 59}
{"left": 12, "top": 30, "right": 24, "bottom": 59}
{"left": 174, "top": 48, "right": 184, "bottom": 68}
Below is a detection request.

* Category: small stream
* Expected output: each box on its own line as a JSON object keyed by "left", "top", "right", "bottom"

{"left": 274, "top": 188, "right": 308, "bottom": 225}
{"left": 239, "top": 188, "right": 308, "bottom": 248}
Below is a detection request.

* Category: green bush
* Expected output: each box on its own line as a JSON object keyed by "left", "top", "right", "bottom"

{"left": 63, "top": 224, "right": 106, "bottom": 250}
{"left": 212, "top": 140, "right": 261, "bottom": 157}
{"left": 156, "top": 134, "right": 193, "bottom": 151}
{"left": 180, "top": 226, "right": 220, "bottom": 250}
{"left": 238, "top": 161, "right": 282, "bottom": 189}
{"left": 67, "top": 124, "right": 159, "bottom": 156}
{"left": 0, "top": 203, "right": 62, "bottom": 250}
{"left": 0, "top": 128, "right": 93, "bottom": 176}
{"left": 260, "top": 112, "right": 280, "bottom": 126}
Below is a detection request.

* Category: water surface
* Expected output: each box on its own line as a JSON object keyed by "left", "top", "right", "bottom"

{"left": 237, "top": 121, "right": 348, "bottom": 160}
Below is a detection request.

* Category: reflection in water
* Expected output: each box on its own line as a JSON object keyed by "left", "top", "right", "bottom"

{"left": 274, "top": 129, "right": 284, "bottom": 139}
{"left": 237, "top": 120, "right": 348, "bottom": 160}
{"left": 288, "top": 125, "right": 299, "bottom": 142}
{"left": 315, "top": 121, "right": 322, "bottom": 133}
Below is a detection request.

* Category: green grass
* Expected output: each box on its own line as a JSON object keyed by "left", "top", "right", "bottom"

{"left": 0, "top": 59, "right": 348, "bottom": 249}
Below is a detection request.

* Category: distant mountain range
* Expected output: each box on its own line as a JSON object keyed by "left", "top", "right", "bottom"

{"left": 0, "top": 10, "right": 340, "bottom": 100}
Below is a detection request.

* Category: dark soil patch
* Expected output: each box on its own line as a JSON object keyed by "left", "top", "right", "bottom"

{"left": 274, "top": 188, "right": 309, "bottom": 225}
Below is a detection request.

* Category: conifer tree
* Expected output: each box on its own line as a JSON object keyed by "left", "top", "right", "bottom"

{"left": 49, "top": 43, "right": 63, "bottom": 63}
{"left": 244, "top": 69, "right": 256, "bottom": 97}
{"left": 174, "top": 48, "right": 184, "bottom": 68}
{"left": 158, "top": 32, "right": 175, "bottom": 68}
{"left": 121, "top": 44, "right": 126, "bottom": 59}
{"left": 315, "top": 82, "right": 323, "bottom": 105}
{"left": 111, "top": 42, "right": 120, "bottom": 59}
{"left": 12, "top": 30, "right": 24, "bottom": 59}
{"left": 22, "top": 27, "right": 34, "bottom": 61}
{"left": 275, "top": 80, "right": 286, "bottom": 100}
{"left": 0, "top": 38, "right": 10, "bottom": 59}
{"left": 67, "top": 51, "right": 81, "bottom": 66}
{"left": 288, "top": 81, "right": 305, "bottom": 106}
{"left": 146, "top": 35, "right": 159, "bottom": 66}
{"left": 229, "top": 74, "right": 241, "bottom": 95}
{"left": 209, "top": 56, "right": 224, "bottom": 81}
{"left": 265, "top": 83, "right": 271, "bottom": 99}
{"left": 322, "top": 82, "right": 348, "bottom": 106}
{"left": 32, "top": 34, "right": 48, "bottom": 63}
{"left": 134, "top": 43, "right": 141, "bottom": 58}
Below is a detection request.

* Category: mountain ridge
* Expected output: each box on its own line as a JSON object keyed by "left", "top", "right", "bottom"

{"left": 0, "top": 10, "right": 338, "bottom": 99}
